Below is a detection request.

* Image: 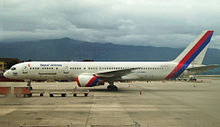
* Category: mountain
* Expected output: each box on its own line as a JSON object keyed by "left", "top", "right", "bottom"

{"left": 0, "top": 38, "right": 220, "bottom": 74}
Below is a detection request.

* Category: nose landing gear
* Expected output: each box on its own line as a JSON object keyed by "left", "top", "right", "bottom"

{"left": 27, "top": 81, "right": 32, "bottom": 90}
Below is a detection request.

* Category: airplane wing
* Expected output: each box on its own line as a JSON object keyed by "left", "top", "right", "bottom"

{"left": 186, "top": 64, "right": 219, "bottom": 74}
{"left": 96, "top": 68, "right": 139, "bottom": 79}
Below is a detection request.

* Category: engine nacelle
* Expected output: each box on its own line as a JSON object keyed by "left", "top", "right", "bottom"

{"left": 76, "top": 75, "right": 99, "bottom": 87}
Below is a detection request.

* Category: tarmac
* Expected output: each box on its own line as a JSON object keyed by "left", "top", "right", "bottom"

{"left": 0, "top": 78, "right": 220, "bottom": 127}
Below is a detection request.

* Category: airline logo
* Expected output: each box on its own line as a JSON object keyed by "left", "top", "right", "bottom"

{"left": 40, "top": 64, "right": 62, "bottom": 66}
{"left": 166, "top": 30, "right": 214, "bottom": 80}
{"left": 13, "top": 72, "right": 18, "bottom": 75}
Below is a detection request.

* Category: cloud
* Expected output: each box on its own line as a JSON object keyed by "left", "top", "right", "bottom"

{"left": 0, "top": 0, "right": 220, "bottom": 48}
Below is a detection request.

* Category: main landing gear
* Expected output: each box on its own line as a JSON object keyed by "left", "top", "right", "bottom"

{"left": 107, "top": 81, "right": 118, "bottom": 91}
{"left": 27, "top": 80, "right": 32, "bottom": 90}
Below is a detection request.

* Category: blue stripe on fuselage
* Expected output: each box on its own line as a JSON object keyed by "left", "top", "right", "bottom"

{"left": 90, "top": 77, "right": 99, "bottom": 87}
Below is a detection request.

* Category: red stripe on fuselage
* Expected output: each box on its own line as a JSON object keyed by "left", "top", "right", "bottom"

{"left": 85, "top": 76, "right": 98, "bottom": 87}
{"left": 165, "top": 31, "right": 213, "bottom": 80}
{"left": 76, "top": 76, "right": 81, "bottom": 87}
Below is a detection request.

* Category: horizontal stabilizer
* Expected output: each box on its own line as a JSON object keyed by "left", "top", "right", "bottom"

{"left": 186, "top": 64, "right": 219, "bottom": 74}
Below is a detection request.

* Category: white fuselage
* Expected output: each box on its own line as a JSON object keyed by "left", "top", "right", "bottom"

{"left": 4, "top": 61, "right": 180, "bottom": 81}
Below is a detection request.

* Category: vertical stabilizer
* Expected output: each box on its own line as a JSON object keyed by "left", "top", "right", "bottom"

{"left": 173, "top": 31, "right": 213, "bottom": 63}
{"left": 166, "top": 30, "right": 214, "bottom": 80}
{"left": 190, "top": 44, "right": 209, "bottom": 65}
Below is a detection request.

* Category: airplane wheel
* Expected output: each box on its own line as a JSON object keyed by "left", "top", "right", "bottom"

{"left": 28, "top": 93, "right": 32, "bottom": 97}
{"left": 107, "top": 85, "right": 111, "bottom": 91}
{"left": 61, "top": 94, "right": 66, "bottom": 97}
{"left": 113, "top": 86, "right": 118, "bottom": 91}
{"left": 107, "top": 85, "right": 118, "bottom": 91}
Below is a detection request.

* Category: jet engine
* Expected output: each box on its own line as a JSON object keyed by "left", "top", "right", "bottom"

{"left": 76, "top": 75, "right": 99, "bottom": 87}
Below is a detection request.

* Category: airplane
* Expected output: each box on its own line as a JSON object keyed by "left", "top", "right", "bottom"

{"left": 3, "top": 30, "right": 217, "bottom": 91}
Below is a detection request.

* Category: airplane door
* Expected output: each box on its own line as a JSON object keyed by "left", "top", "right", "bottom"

{"left": 63, "top": 65, "right": 69, "bottom": 74}
{"left": 23, "top": 65, "right": 28, "bottom": 74}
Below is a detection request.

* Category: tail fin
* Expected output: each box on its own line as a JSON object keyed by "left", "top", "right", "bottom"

{"left": 173, "top": 30, "right": 213, "bottom": 64}
{"left": 166, "top": 30, "right": 214, "bottom": 80}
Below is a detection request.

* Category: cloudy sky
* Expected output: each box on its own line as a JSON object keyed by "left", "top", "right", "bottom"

{"left": 1, "top": 0, "right": 220, "bottom": 48}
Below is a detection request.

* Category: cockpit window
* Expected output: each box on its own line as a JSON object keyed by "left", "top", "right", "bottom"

{"left": 11, "top": 67, "right": 16, "bottom": 70}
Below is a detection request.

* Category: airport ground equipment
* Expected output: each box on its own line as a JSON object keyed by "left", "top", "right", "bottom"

{"left": 14, "top": 87, "right": 32, "bottom": 97}
{"left": 30, "top": 89, "right": 45, "bottom": 97}
{"left": 72, "top": 90, "right": 89, "bottom": 97}
{"left": 49, "top": 89, "right": 67, "bottom": 97}
{"left": 0, "top": 87, "right": 11, "bottom": 96}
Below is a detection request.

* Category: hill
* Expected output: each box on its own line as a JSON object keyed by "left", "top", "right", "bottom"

{"left": 0, "top": 38, "right": 220, "bottom": 74}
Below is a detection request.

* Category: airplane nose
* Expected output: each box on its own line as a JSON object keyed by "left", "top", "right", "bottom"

{"left": 3, "top": 71, "right": 9, "bottom": 78}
